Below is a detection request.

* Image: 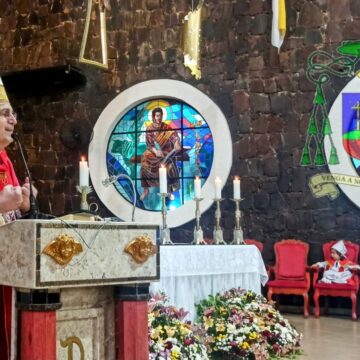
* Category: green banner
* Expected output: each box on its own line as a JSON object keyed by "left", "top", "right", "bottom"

{"left": 309, "top": 173, "right": 360, "bottom": 199}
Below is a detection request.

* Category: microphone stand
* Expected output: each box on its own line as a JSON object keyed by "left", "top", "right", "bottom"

{"left": 102, "top": 174, "right": 136, "bottom": 222}
{"left": 11, "top": 134, "right": 38, "bottom": 219}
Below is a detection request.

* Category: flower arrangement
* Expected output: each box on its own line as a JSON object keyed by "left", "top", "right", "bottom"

{"left": 148, "top": 292, "right": 209, "bottom": 360}
{"left": 195, "top": 288, "right": 302, "bottom": 359}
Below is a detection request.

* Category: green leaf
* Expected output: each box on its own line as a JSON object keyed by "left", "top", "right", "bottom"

{"left": 314, "top": 85, "right": 325, "bottom": 105}
{"left": 300, "top": 145, "right": 311, "bottom": 165}
{"left": 329, "top": 146, "right": 339, "bottom": 165}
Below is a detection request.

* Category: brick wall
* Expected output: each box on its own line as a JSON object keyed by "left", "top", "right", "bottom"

{"left": 1, "top": 0, "right": 360, "bottom": 263}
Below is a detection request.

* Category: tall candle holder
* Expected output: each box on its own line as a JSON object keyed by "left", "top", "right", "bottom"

{"left": 213, "top": 198, "right": 226, "bottom": 245}
{"left": 76, "top": 185, "right": 93, "bottom": 211}
{"left": 192, "top": 198, "right": 206, "bottom": 245}
{"left": 159, "top": 193, "right": 173, "bottom": 245}
{"left": 231, "top": 199, "right": 245, "bottom": 245}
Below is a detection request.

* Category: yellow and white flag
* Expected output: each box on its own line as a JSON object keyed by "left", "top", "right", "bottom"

{"left": 271, "top": 0, "right": 286, "bottom": 50}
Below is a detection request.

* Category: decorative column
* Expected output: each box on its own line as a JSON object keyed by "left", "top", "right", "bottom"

{"left": 17, "top": 289, "right": 61, "bottom": 360}
{"left": 114, "top": 284, "right": 150, "bottom": 360}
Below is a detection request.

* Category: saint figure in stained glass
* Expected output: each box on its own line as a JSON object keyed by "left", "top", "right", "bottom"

{"left": 140, "top": 107, "right": 181, "bottom": 200}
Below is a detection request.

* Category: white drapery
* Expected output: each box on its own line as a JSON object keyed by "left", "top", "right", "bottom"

{"left": 150, "top": 245, "right": 268, "bottom": 320}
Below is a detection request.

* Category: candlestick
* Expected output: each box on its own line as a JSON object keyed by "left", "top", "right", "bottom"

{"left": 159, "top": 193, "right": 173, "bottom": 245}
{"left": 194, "top": 177, "right": 201, "bottom": 199}
{"left": 79, "top": 157, "right": 89, "bottom": 187}
{"left": 213, "top": 198, "right": 226, "bottom": 245}
{"left": 215, "top": 177, "right": 222, "bottom": 199}
{"left": 233, "top": 177, "right": 241, "bottom": 200}
{"left": 159, "top": 165, "right": 167, "bottom": 194}
{"left": 76, "top": 185, "right": 93, "bottom": 211}
{"left": 192, "top": 197, "right": 206, "bottom": 245}
{"left": 231, "top": 199, "right": 244, "bottom": 245}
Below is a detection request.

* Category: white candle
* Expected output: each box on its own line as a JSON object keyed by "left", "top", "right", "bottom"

{"left": 79, "top": 157, "right": 89, "bottom": 187}
{"left": 159, "top": 165, "right": 167, "bottom": 194}
{"left": 215, "top": 177, "right": 222, "bottom": 199}
{"left": 233, "top": 176, "right": 241, "bottom": 200}
{"left": 194, "top": 177, "right": 201, "bottom": 199}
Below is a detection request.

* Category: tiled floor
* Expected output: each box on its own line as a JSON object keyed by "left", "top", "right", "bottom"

{"left": 287, "top": 314, "right": 360, "bottom": 360}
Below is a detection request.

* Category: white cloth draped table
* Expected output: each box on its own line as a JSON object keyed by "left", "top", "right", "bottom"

{"left": 150, "top": 244, "right": 268, "bottom": 320}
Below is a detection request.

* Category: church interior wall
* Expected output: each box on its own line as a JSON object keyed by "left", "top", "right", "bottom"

{"left": 0, "top": 0, "right": 359, "bottom": 266}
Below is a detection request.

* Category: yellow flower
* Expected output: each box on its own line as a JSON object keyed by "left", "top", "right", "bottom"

{"left": 249, "top": 332, "right": 258, "bottom": 340}
{"left": 215, "top": 322, "right": 226, "bottom": 333}
{"left": 164, "top": 326, "right": 176, "bottom": 338}
{"left": 204, "top": 317, "right": 214, "bottom": 330}
{"left": 148, "top": 313, "right": 155, "bottom": 324}
{"left": 241, "top": 341, "right": 250, "bottom": 350}
{"left": 171, "top": 349, "right": 180, "bottom": 360}
{"left": 220, "top": 306, "right": 228, "bottom": 315}
{"left": 216, "top": 334, "right": 226, "bottom": 341}
{"left": 150, "top": 325, "right": 163, "bottom": 340}
{"left": 179, "top": 324, "right": 191, "bottom": 336}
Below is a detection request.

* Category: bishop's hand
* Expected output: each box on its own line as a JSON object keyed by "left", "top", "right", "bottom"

{"left": 0, "top": 185, "right": 23, "bottom": 213}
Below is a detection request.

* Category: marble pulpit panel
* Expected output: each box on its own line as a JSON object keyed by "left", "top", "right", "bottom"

{"left": 0, "top": 220, "right": 37, "bottom": 287}
{"left": 57, "top": 307, "right": 105, "bottom": 360}
{"left": 57, "top": 287, "right": 115, "bottom": 360}
{"left": 0, "top": 220, "right": 159, "bottom": 289}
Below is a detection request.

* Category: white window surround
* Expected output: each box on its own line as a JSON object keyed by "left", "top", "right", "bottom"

{"left": 325, "top": 75, "right": 360, "bottom": 208}
{"left": 89, "top": 79, "right": 233, "bottom": 228}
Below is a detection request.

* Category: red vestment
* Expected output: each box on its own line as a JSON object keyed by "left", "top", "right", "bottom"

{"left": 0, "top": 150, "right": 19, "bottom": 360}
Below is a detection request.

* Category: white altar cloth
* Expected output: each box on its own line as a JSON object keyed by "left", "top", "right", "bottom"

{"left": 150, "top": 245, "right": 268, "bottom": 320}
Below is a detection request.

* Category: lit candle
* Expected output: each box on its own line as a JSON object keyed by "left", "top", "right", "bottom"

{"left": 79, "top": 157, "right": 89, "bottom": 187}
{"left": 159, "top": 165, "right": 167, "bottom": 194}
{"left": 194, "top": 176, "right": 201, "bottom": 199}
{"left": 215, "top": 177, "right": 222, "bottom": 199}
{"left": 233, "top": 176, "right": 241, "bottom": 200}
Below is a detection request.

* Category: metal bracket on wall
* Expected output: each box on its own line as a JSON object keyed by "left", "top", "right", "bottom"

{"left": 1, "top": 65, "right": 87, "bottom": 95}
{"left": 79, "top": 0, "right": 109, "bottom": 69}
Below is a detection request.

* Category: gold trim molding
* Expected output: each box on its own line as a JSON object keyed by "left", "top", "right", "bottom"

{"left": 125, "top": 234, "right": 157, "bottom": 264}
{"left": 43, "top": 234, "right": 83, "bottom": 266}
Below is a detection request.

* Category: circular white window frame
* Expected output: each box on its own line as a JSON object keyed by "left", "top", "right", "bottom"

{"left": 89, "top": 79, "right": 233, "bottom": 227}
{"left": 325, "top": 75, "right": 360, "bottom": 208}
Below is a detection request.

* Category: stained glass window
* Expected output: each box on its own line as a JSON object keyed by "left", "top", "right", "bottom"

{"left": 106, "top": 99, "right": 214, "bottom": 211}
{"left": 342, "top": 93, "right": 360, "bottom": 175}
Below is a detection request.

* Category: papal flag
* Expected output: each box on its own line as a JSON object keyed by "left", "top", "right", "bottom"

{"left": 271, "top": 0, "right": 286, "bottom": 50}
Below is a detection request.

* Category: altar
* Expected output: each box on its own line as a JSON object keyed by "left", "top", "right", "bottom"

{"left": 150, "top": 244, "right": 268, "bottom": 320}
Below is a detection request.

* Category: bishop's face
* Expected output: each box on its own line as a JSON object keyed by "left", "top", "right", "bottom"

{"left": 0, "top": 102, "right": 17, "bottom": 151}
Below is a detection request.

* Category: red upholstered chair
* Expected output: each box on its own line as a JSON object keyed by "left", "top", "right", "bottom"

{"left": 244, "top": 239, "right": 264, "bottom": 253}
{"left": 267, "top": 239, "right": 310, "bottom": 317}
{"left": 313, "top": 240, "right": 359, "bottom": 321}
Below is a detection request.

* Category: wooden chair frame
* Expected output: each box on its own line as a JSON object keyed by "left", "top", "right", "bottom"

{"left": 267, "top": 239, "right": 311, "bottom": 317}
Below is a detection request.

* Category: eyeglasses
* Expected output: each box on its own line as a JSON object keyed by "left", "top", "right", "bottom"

{"left": 0, "top": 109, "right": 17, "bottom": 119}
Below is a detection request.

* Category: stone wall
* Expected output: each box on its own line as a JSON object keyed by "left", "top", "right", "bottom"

{"left": 1, "top": 0, "right": 360, "bottom": 263}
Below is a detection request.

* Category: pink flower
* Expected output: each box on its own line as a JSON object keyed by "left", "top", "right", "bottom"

{"left": 183, "top": 338, "right": 194, "bottom": 346}
{"left": 203, "top": 307, "right": 215, "bottom": 317}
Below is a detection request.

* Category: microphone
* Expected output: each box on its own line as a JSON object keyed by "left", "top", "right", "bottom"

{"left": 102, "top": 174, "right": 136, "bottom": 222}
{"left": 11, "top": 133, "right": 38, "bottom": 219}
